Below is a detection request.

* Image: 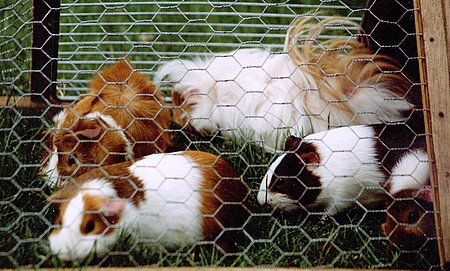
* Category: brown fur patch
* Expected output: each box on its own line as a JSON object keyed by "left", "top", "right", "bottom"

{"left": 47, "top": 60, "right": 172, "bottom": 180}
{"left": 384, "top": 189, "right": 435, "bottom": 250}
{"left": 183, "top": 151, "right": 249, "bottom": 249}
{"left": 286, "top": 17, "right": 415, "bottom": 122}
{"left": 80, "top": 194, "right": 120, "bottom": 236}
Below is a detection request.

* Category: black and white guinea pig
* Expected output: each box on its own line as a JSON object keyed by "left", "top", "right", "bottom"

{"left": 48, "top": 151, "right": 249, "bottom": 261}
{"left": 258, "top": 120, "right": 427, "bottom": 216}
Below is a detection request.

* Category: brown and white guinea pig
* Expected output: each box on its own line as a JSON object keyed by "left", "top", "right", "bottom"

{"left": 381, "top": 186, "right": 436, "bottom": 251}
{"left": 380, "top": 149, "right": 435, "bottom": 251}
{"left": 258, "top": 116, "right": 427, "bottom": 216}
{"left": 41, "top": 60, "right": 172, "bottom": 187}
{"left": 48, "top": 151, "right": 249, "bottom": 261}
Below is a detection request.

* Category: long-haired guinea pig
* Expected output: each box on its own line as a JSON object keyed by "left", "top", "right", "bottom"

{"left": 41, "top": 60, "right": 172, "bottom": 187}
{"left": 156, "top": 16, "right": 415, "bottom": 151}
{"left": 48, "top": 151, "right": 249, "bottom": 261}
{"left": 258, "top": 119, "right": 427, "bottom": 216}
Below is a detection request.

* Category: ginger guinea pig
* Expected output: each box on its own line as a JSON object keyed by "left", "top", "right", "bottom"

{"left": 258, "top": 121, "right": 426, "bottom": 216}
{"left": 41, "top": 60, "right": 172, "bottom": 186}
{"left": 48, "top": 151, "right": 249, "bottom": 261}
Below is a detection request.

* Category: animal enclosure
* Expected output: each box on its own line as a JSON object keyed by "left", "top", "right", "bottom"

{"left": 0, "top": 0, "right": 448, "bottom": 269}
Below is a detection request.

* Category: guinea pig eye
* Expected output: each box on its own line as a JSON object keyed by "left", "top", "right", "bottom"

{"left": 84, "top": 220, "right": 95, "bottom": 234}
{"left": 68, "top": 155, "right": 77, "bottom": 166}
{"left": 407, "top": 210, "right": 421, "bottom": 224}
{"left": 275, "top": 178, "right": 286, "bottom": 188}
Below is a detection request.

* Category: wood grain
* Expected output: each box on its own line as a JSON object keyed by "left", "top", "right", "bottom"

{"left": 414, "top": 0, "right": 450, "bottom": 267}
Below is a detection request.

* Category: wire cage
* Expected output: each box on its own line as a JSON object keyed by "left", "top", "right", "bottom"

{"left": 0, "top": 0, "right": 448, "bottom": 269}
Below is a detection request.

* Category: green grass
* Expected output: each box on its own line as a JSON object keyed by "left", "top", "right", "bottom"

{"left": 0, "top": 0, "right": 439, "bottom": 269}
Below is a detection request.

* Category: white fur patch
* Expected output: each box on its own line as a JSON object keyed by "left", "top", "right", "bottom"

{"left": 258, "top": 154, "right": 286, "bottom": 205}
{"left": 53, "top": 110, "right": 67, "bottom": 128}
{"left": 128, "top": 152, "right": 204, "bottom": 247}
{"left": 157, "top": 48, "right": 410, "bottom": 151}
{"left": 42, "top": 146, "right": 60, "bottom": 187}
{"left": 84, "top": 112, "right": 134, "bottom": 160}
{"left": 265, "top": 193, "right": 300, "bottom": 212}
{"left": 348, "top": 86, "right": 412, "bottom": 124}
{"left": 42, "top": 110, "right": 68, "bottom": 187}
{"left": 305, "top": 126, "right": 385, "bottom": 214}
{"left": 157, "top": 49, "right": 321, "bottom": 151}
{"left": 80, "top": 178, "right": 116, "bottom": 196}
{"left": 388, "top": 149, "right": 429, "bottom": 195}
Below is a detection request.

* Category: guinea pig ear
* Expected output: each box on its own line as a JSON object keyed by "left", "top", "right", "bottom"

{"left": 75, "top": 127, "right": 102, "bottom": 140}
{"left": 300, "top": 151, "right": 320, "bottom": 171}
{"left": 101, "top": 199, "right": 125, "bottom": 217}
{"left": 284, "top": 135, "right": 302, "bottom": 151}
{"left": 417, "top": 186, "right": 433, "bottom": 202}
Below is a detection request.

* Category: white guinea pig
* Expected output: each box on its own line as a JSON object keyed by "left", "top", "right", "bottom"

{"left": 41, "top": 60, "right": 172, "bottom": 187}
{"left": 157, "top": 16, "right": 413, "bottom": 152}
{"left": 258, "top": 119, "right": 427, "bottom": 216}
{"left": 48, "top": 151, "right": 248, "bottom": 261}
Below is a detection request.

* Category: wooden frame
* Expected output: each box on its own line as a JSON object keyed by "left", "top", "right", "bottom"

{"left": 414, "top": 0, "right": 450, "bottom": 268}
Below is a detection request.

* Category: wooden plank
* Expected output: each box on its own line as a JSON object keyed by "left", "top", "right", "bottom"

{"left": 414, "top": 0, "right": 450, "bottom": 268}
{"left": 30, "top": 0, "right": 61, "bottom": 103}
{"left": 3, "top": 269, "right": 405, "bottom": 271}
{"left": 0, "top": 96, "right": 71, "bottom": 110}
{"left": 0, "top": 96, "right": 49, "bottom": 109}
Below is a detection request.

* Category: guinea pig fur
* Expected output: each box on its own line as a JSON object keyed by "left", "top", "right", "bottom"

{"left": 380, "top": 140, "right": 435, "bottom": 251}
{"left": 48, "top": 151, "right": 249, "bottom": 261}
{"left": 381, "top": 187, "right": 436, "bottom": 251}
{"left": 41, "top": 60, "right": 172, "bottom": 187}
{"left": 258, "top": 121, "right": 427, "bottom": 216}
{"left": 156, "top": 16, "right": 415, "bottom": 152}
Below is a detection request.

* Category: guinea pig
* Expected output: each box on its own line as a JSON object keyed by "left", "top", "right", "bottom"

{"left": 380, "top": 143, "right": 435, "bottom": 252}
{"left": 48, "top": 151, "right": 249, "bottom": 261}
{"left": 156, "top": 16, "right": 414, "bottom": 152}
{"left": 381, "top": 187, "right": 436, "bottom": 251}
{"left": 258, "top": 119, "right": 427, "bottom": 216}
{"left": 41, "top": 60, "right": 172, "bottom": 187}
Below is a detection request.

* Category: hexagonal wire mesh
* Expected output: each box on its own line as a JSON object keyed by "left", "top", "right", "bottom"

{"left": 0, "top": 0, "right": 441, "bottom": 269}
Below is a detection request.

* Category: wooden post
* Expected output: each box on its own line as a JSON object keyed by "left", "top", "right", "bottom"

{"left": 414, "top": 0, "right": 450, "bottom": 268}
{"left": 30, "top": 0, "right": 61, "bottom": 103}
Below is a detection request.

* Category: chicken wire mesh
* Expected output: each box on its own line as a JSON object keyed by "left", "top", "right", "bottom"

{"left": 0, "top": 0, "right": 441, "bottom": 269}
